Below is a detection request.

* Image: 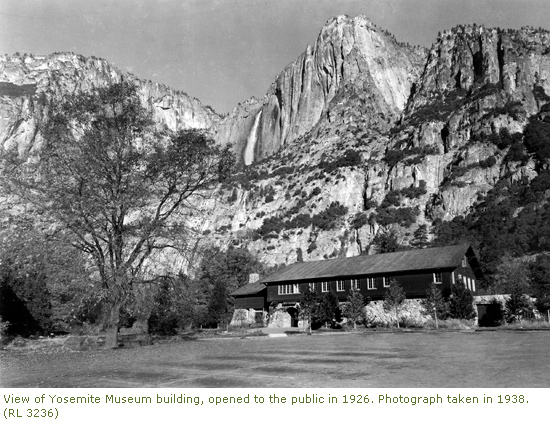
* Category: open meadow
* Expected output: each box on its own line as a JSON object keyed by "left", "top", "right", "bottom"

{"left": 1, "top": 330, "right": 549, "bottom": 388}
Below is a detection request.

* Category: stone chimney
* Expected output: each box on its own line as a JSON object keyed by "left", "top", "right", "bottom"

{"left": 248, "top": 273, "right": 260, "bottom": 283}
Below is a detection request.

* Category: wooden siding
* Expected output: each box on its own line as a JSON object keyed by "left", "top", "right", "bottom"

{"left": 266, "top": 268, "right": 460, "bottom": 303}
{"left": 234, "top": 296, "right": 266, "bottom": 310}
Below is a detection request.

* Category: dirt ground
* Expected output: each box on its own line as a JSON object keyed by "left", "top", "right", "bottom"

{"left": 1, "top": 330, "right": 549, "bottom": 388}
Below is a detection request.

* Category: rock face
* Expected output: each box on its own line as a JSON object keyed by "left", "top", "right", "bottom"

{"left": 201, "top": 21, "right": 550, "bottom": 267}
{"left": 0, "top": 52, "right": 220, "bottom": 153}
{"left": 3, "top": 17, "right": 550, "bottom": 272}
{"left": 215, "top": 15, "right": 426, "bottom": 164}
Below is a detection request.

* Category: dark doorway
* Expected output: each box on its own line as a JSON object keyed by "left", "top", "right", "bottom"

{"left": 477, "top": 303, "right": 503, "bottom": 327}
{"left": 286, "top": 307, "right": 299, "bottom": 327}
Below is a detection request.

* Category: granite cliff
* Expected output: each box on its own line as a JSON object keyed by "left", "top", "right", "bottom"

{"left": 215, "top": 15, "right": 426, "bottom": 164}
{"left": 2, "top": 16, "right": 550, "bottom": 274}
{"left": 203, "top": 20, "right": 550, "bottom": 269}
{"left": 0, "top": 52, "right": 220, "bottom": 154}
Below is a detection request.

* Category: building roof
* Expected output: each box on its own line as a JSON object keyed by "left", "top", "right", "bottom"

{"left": 262, "top": 244, "right": 474, "bottom": 283}
{"left": 231, "top": 280, "right": 265, "bottom": 296}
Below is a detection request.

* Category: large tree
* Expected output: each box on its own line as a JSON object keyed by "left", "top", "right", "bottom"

{"left": 196, "top": 245, "right": 264, "bottom": 329}
{"left": 0, "top": 81, "right": 233, "bottom": 347}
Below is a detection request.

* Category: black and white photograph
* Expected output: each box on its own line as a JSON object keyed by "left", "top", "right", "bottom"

{"left": 1, "top": 0, "right": 550, "bottom": 410}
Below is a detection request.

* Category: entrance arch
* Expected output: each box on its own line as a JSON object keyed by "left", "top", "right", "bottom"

{"left": 286, "top": 307, "right": 299, "bottom": 327}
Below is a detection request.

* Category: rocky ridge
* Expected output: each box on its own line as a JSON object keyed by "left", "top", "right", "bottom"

{"left": 0, "top": 52, "right": 220, "bottom": 154}
{"left": 2, "top": 17, "right": 550, "bottom": 272}
{"left": 214, "top": 15, "right": 426, "bottom": 164}
{"left": 201, "top": 21, "right": 550, "bottom": 268}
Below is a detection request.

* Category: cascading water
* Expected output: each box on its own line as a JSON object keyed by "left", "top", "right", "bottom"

{"left": 244, "top": 110, "right": 262, "bottom": 165}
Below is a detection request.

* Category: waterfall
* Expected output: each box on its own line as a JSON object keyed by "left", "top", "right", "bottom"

{"left": 244, "top": 110, "right": 262, "bottom": 166}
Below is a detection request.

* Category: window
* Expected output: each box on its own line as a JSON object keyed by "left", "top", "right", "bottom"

{"left": 383, "top": 276, "right": 391, "bottom": 287}
{"left": 278, "top": 283, "right": 299, "bottom": 295}
{"left": 367, "top": 277, "right": 376, "bottom": 290}
{"left": 336, "top": 280, "right": 345, "bottom": 292}
{"left": 462, "top": 257, "right": 467, "bottom": 267}
{"left": 350, "top": 278, "right": 359, "bottom": 290}
{"left": 308, "top": 282, "right": 315, "bottom": 292}
{"left": 451, "top": 272, "right": 455, "bottom": 284}
{"left": 433, "top": 272, "right": 442, "bottom": 284}
{"left": 321, "top": 281, "right": 328, "bottom": 292}
{"left": 471, "top": 280, "right": 476, "bottom": 292}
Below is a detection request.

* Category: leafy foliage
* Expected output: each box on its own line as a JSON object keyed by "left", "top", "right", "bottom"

{"left": 0, "top": 82, "right": 234, "bottom": 345}
{"left": 529, "top": 254, "right": 550, "bottom": 314}
{"left": 0, "top": 220, "right": 91, "bottom": 335}
{"left": 341, "top": 287, "right": 366, "bottom": 330}
{"left": 434, "top": 172, "right": 550, "bottom": 283}
{"left": 421, "top": 283, "right": 448, "bottom": 320}
{"left": 316, "top": 291, "right": 341, "bottom": 327}
{"left": 196, "top": 246, "right": 264, "bottom": 329}
{"left": 411, "top": 224, "right": 429, "bottom": 248}
{"left": 300, "top": 289, "right": 320, "bottom": 333}
{"left": 372, "top": 229, "right": 401, "bottom": 253}
{"left": 524, "top": 118, "right": 550, "bottom": 161}
{"left": 448, "top": 282, "right": 476, "bottom": 320}
{"left": 318, "top": 149, "right": 362, "bottom": 172}
{"left": 383, "top": 279, "right": 406, "bottom": 328}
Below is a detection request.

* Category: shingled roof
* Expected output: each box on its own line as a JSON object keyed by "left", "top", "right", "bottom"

{"left": 262, "top": 244, "right": 475, "bottom": 283}
{"left": 231, "top": 280, "right": 265, "bottom": 296}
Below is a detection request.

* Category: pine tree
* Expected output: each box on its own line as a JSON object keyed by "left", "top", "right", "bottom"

{"left": 383, "top": 280, "right": 406, "bottom": 328}
{"left": 448, "top": 282, "right": 476, "bottom": 320}
{"left": 421, "top": 282, "right": 448, "bottom": 328}
{"left": 342, "top": 287, "right": 365, "bottom": 330}
{"left": 299, "top": 289, "right": 320, "bottom": 333}
{"left": 412, "top": 224, "right": 429, "bottom": 248}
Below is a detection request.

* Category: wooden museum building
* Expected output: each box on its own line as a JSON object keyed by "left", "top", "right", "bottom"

{"left": 232, "top": 244, "right": 482, "bottom": 326}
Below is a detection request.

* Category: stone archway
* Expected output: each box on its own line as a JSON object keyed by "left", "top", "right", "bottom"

{"left": 286, "top": 307, "right": 299, "bottom": 327}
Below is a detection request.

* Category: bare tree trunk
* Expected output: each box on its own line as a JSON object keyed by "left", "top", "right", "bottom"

{"left": 396, "top": 307, "right": 400, "bottom": 329}
{"left": 104, "top": 302, "right": 121, "bottom": 349}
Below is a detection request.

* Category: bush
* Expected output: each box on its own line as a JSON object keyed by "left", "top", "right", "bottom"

{"left": 318, "top": 149, "right": 362, "bottom": 172}
{"left": 484, "top": 128, "right": 523, "bottom": 151}
{"left": 422, "top": 282, "right": 449, "bottom": 320}
{"left": 448, "top": 282, "right": 476, "bottom": 320}
{"left": 310, "top": 202, "right": 348, "bottom": 230}
{"left": 375, "top": 206, "right": 420, "bottom": 227}
{"left": 352, "top": 213, "right": 369, "bottom": 230}
{"left": 524, "top": 119, "right": 550, "bottom": 161}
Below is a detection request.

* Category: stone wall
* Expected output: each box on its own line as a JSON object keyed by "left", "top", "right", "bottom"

{"left": 230, "top": 309, "right": 266, "bottom": 327}
{"left": 364, "top": 299, "right": 431, "bottom": 327}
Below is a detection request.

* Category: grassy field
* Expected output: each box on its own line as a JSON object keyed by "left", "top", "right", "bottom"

{"left": 1, "top": 330, "right": 550, "bottom": 388}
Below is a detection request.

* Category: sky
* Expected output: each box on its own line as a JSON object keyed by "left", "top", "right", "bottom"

{"left": 1, "top": 0, "right": 550, "bottom": 114}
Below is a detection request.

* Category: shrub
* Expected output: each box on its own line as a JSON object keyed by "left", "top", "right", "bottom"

{"left": 484, "top": 128, "right": 523, "bottom": 150}
{"left": 310, "top": 202, "right": 348, "bottom": 230}
{"left": 352, "top": 213, "right": 369, "bottom": 230}
{"left": 401, "top": 180, "right": 427, "bottom": 199}
{"left": 318, "top": 149, "right": 362, "bottom": 172}
{"left": 383, "top": 280, "right": 406, "bottom": 328}
{"left": 422, "top": 283, "right": 449, "bottom": 321}
{"left": 524, "top": 119, "right": 550, "bottom": 161}
{"left": 448, "top": 282, "right": 476, "bottom": 320}
{"left": 376, "top": 206, "right": 420, "bottom": 227}
{"left": 479, "top": 156, "right": 497, "bottom": 168}
{"left": 258, "top": 216, "right": 284, "bottom": 236}
{"left": 373, "top": 229, "right": 401, "bottom": 253}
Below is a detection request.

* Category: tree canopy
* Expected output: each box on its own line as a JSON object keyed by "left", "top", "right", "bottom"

{"left": 0, "top": 81, "right": 234, "bottom": 346}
